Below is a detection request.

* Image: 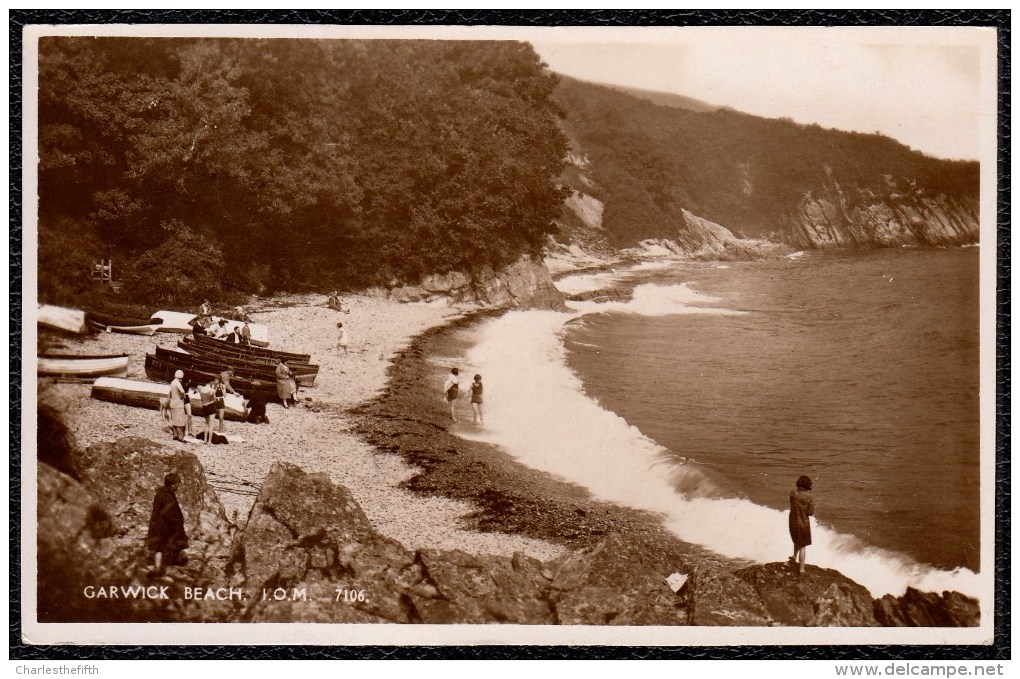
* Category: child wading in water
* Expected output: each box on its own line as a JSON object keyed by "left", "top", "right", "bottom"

{"left": 470, "top": 374, "right": 484, "bottom": 425}
{"left": 788, "top": 475, "right": 815, "bottom": 574}
{"left": 443, "top": 368, "right": 461, "bottom": 422}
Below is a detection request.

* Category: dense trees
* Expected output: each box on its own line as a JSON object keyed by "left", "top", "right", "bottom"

{"left": 38, "top": 38, "right": 569, "bottom": 304}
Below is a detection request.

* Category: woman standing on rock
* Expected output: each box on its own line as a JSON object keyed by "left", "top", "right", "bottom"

{"left": 276, "top": 359, "right": 295, "bottom": 408}
{"left": 168, "top": 370, "right": 188, "bottom": 442}
{"left": 789, "top": 475, "right": 815, "bottom": 574}
{"left": 147, "top": 472, "right": 189, "bottom": 577}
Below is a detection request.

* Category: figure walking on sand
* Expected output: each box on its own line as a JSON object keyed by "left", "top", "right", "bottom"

{"left": 789, "top": 475, "right": 815, "bottom": 574}
{"left": 336, "top": 322, "right": 349, "bottom": 356}
{"left": 147, "top": 472, "right": 189, "bottom": 577}
{"left": 470, "top": 374, "right": 484, "bottom": 425}
{"left": 443, "top": 368, "right": 461, "bottom": 422}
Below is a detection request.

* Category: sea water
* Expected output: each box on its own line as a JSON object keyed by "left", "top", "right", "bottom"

{"left": 457, "top": 247, "right": 981, "bottom": 599}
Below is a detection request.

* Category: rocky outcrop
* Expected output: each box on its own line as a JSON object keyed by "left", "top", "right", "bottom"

{"left": 37, "top": 437, "right": 240, "bottom": 622}
{"left": 874, "top": 588, "right": 980, "bottom": 627}
{"left": 735, "top": 562, "right": 880, "bottom": 626}
{"left": 382, "top": 255, "right": 567, "bottom": 311}
{"left": 785, "top": 174, "right": 979, "bottom": 248}
{"left": 37, "top": 435, "right": 980, "bottom": 626}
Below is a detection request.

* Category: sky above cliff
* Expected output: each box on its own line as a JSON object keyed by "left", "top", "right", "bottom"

{"left": 531, "top": 26, "right": 993, "bottom": 162}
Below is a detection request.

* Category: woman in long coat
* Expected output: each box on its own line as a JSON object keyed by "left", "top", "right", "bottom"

{"left": 147, "top": 472, "right": 189, "bottom": 575}
{"left": 789, "top": 475, "right": 815, "bottom": 574}
{"left": 168, "top": 370, "right": 188, "bottom": 441}
{"left": 276, "top": 360, "right": 295, "bottom": 408}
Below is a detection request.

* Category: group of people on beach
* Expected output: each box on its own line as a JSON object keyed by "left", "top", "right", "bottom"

{"left": 165, "top": 368, "right": 237, "bottom": 443}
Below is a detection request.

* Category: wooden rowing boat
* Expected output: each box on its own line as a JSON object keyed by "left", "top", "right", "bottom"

{"left": 85, "top": 310, "right": 163, "bottom": 336}
{"left": 177, "top": 340, "right": 319, "bottom": 380}
{"left": 38, "top": 305, "right": 87, "bottom": 335}
{"left": 187, "top": 333, "right": 311, "bottom": 364}
{"left": 90, "top": 377, "right": 247, "bottom": 421}
{"left": 39, "top": 353, "right": 129, "bottom": 378}
{"left": 155, "top": 346, "right": 317, "bottom": 387}
{"left": 144, "top": 353, "right": 280, "bottom": 401}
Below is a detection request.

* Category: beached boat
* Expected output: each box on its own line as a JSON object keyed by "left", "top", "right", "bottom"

{"left": 155, "top": 346, "right": 317, "bottom": 387}
{"left": 38, "top": 305, "right": 87, "bottom": 335}
{"left": 186, "top": 334, "right": 311, "bottom": 364}
{"left": 151, "top": 310, "right": 199, "bottom": 333}
{"left": 38, "top": 353, "right": 129, "bottom": 378}
{"left": 177, "top": 340, "right": 319, "bottom": 381}
{"left": 155, "top": 310, "right": 270, "bottom": 346}
{"left": 144, "top": 353, "right": 279, "bottom": 401}
{"left": 90, "top": 377, "right": 247, "bottom": 421}
{"left": 85, "top": 310, "right": 163, "bottom": 336}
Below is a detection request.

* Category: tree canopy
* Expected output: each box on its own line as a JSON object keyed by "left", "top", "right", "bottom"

{"left": 38, "top": 38, "right": 569, "bottom": 304}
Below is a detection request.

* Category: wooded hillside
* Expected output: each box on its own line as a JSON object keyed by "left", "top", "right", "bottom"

{"left": 38, "top": 38, "right": 569, "bottom": 304}
{"left": 553, "top": 76, "right": 979, "bottom": 248}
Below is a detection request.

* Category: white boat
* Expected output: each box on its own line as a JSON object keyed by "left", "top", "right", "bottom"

{"left": 39, "top": 353, "right": 129, "bottom": 378}
{"left": 90, "top": 377, "right": 248, "bottom": 421}
{"left": 38, "top": 305, "right": 87, "bottom": 335}
{"left": 151, "top": 310, "right": 199, "bottom": 333}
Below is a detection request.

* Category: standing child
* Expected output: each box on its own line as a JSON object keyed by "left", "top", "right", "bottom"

{"left": 443, "top": 368, "right": 461, "bottom": 422}
{"left": 788, "top": 475, "right": 815, "bottom": 574}
{"left": 336, "top": 322, "right": 349, "bottom": 356}
{"left": 470, "top": 374, "right": 484, "bottom": 425}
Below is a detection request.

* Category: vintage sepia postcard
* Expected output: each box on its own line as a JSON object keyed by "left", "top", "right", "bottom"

{"left": 16, "top": 17, "right": 1003, "bottom": 651}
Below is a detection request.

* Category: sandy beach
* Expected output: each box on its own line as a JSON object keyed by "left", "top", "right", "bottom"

{"left": 42, "top": 293, "right": 566, "bottom": 561}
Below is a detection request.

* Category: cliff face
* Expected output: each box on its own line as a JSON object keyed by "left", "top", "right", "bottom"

{"left": 782, "top": 173, "right": 979, "bottom": 248}
{"left": 37, "top": 438, "right": 980, "bottom": 627}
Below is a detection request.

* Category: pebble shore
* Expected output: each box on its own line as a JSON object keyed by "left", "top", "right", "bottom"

{"left": 42, "top": 293, "right": 566, "bottom": 561}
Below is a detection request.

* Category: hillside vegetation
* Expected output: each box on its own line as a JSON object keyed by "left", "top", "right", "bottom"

{"left": 38, "top": 38, "right": 569, "bottom": 305}
{"left": 552, "top": 76, "right": 979, "bottom": 248}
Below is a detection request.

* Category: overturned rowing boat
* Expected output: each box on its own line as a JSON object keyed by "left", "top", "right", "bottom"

{"left": 38, "top": 305, "right": 87, "bottom": 335}
{"left": 39, "top": 353, "right": 129, "bottom": 378}
{"left": 90, "top": 377, "right": 247, "bottom": 421}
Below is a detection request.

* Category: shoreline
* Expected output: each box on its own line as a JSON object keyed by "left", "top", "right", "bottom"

{"left": 45, "top": 293, "right": 564, "bottom": 561}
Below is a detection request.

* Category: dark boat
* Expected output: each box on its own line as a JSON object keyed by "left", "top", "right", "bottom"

{"left": 85, "top": 309, "right": 163, "bottom": 335}
{"left": 187, "top": 333, "right": 311, "bottom": 364}
{"left": 144, "top": 353, "right": 279, "bottom": 401}
{"left": 177, "top": 339, "right": 319, "bottom": 381}
{"left": 154, "top": 346, "right": 316, "bottom": 388}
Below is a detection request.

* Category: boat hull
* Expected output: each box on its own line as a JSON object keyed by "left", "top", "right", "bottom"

{"left": 154, "top": 346, "right": 316, "bottom": 387}
{"left": 39, "top": 354, "right": 129, "bottom": 378}
{"left": 187, "top": 334, "right": 311, "bottom": 364}
{"left": 91, "top": 377, "right": 247, "bottom": 421}
{"left": 38, "top": 305, "right": 87, "bottom": 335}
{"left": 145, "top": 354, "right": 280, "bottom": 402}
{"left": 85, "top": 310, "right": 162, "bottom": 335}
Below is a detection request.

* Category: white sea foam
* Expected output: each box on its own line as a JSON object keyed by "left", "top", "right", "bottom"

{"left": 456, "top": 281, "right": 980, "bottom": 600}
{"left": 568, "top": 282, "right": 744, "bottom": 317}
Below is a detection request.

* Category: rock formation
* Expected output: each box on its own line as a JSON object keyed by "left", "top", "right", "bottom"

{"left": 380, "top": 255, "right": 567, "bottom": 311}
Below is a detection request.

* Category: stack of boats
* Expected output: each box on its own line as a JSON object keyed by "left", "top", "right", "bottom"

{"left": 145, "top": 335, "right": 318, "bottom": 402}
